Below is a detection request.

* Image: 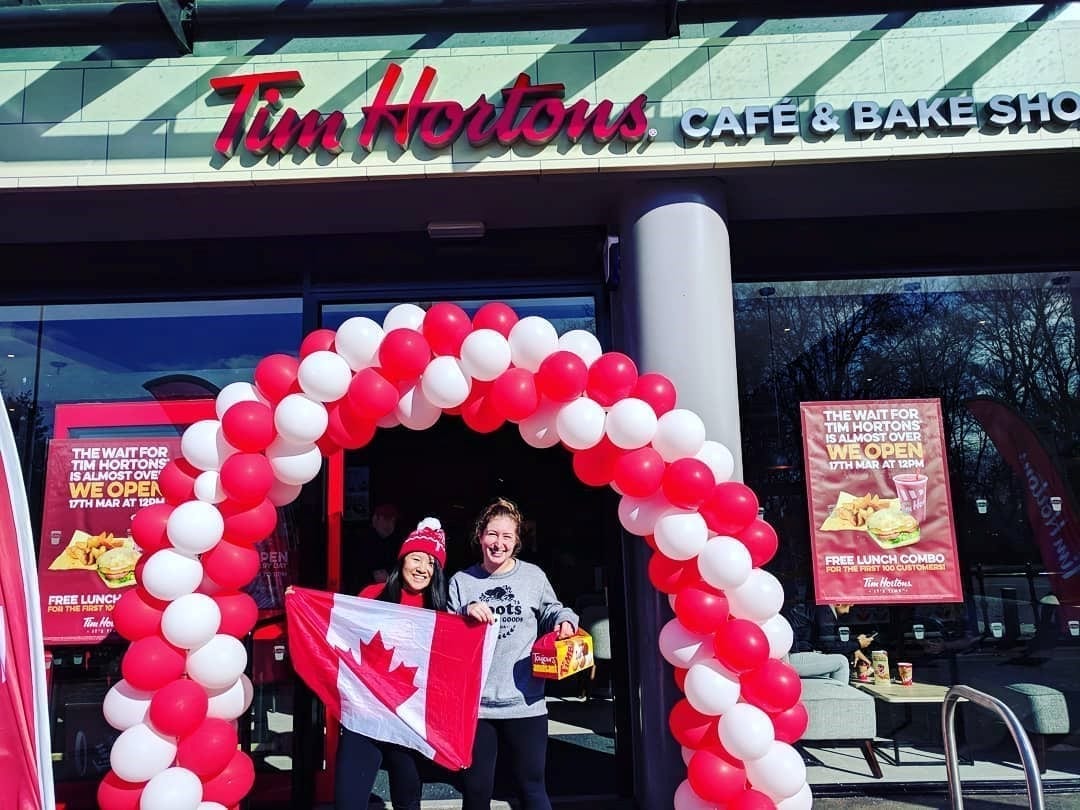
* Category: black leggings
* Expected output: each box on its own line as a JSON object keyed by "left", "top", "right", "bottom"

{"left": 461, "top": 715, "right": 551, "bottom": 810}
{"left": 335, "top": 727, "right": 423, "bottom": 810}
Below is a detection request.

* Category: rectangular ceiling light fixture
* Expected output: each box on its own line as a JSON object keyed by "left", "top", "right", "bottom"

{"left": 427, "top": 221, "right": 486, "bottom": 239}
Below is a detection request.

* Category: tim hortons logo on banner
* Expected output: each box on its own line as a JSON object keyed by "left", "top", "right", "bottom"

{"left": 209, "top": 63, "right": 651, "bottom": 159}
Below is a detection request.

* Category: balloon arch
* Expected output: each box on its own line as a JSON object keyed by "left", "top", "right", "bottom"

{"left": 97, "top": 302, "right": 811, "bottom": 810}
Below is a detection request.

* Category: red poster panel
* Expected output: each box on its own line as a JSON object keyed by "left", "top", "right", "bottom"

{"left": 37, "top": 437, "right": 179, "bottom": 645}
{"left": 800, "top": 398, "right": 963, "bottom": 604}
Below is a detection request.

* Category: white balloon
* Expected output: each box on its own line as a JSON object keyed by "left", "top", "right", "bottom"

{"left": 421, "top": 356, "right": 472, "bottom": 409}
{"left": 745, "top": 741, "right": 807, "bottom": 801}
{"left": 652, "top": 409, "right": 707, "bottom": 462}
{"left": 680, "top": 745, "right": 695, "bottom": 766}
{"left": 657, "top": 618, "right": 713, "bottom": 669}
{"left": 206, "top": 674, "right": 254, "bottom": 720}
{"left": 377, "top": 410, "right": 401, "bottom": 429}
{"left": 181, "top": 420, "right": 236, "bottom": 472}
{"left": 266, "top": 437, "right": 322, "bottom": 486}
{"left": 695, "top": 440, "right": 736, "bottom": 484}
{"left": 776, "top": 782, "right": 813, "bottom": 810}
{"left": 508, "top": 316, "right": 559, "bottom": 373}
{"left": 684, "top": 658, "right": 741, "bottom": 716}
{"left": 167, "top": 500, "right": 224, "bottom": 555}
{"left": 215, "top": 382, "right": 266, "bottom": 419}
{"left": 141, "top": 766, "right": 203, "bottom": 810}
{"left": 383, "top": 303, "right": 426, "bottom": 333}
{"left": 335, "top": 317, "right": 384, "bottom": 371}
{"left": 760, "top": 613, "right": 795, "bottom": 659}
{"left": 103, "top": 679, "right": 152, "bottom": 731}
{"left": 186, "top": 634, "right": 248, "bottom": 691}
{"left": 673, "top": 779, "right": 718, "bottom": 810}
{"left": 396, "top": 385, "right": 441, "bottom": 431}
{"left": 653, "top": 510, "right": 709, "bottom": 561}
{"left": 274, "top": 393, "right": 329, "bottom": 445}
{"left": 192, "top": 471, "right": 226, "bottom": 505}
{"left": 605, "top": 398, "right": 658, "bottom": 450}
{"left": 616, "top": 492, "right": 670, "bottom": 536}
{"left": 718, "top": 703, "right": 775, "bottom": 761}
{"left": 110, "top": 722, "right": 178, "bottom": 783}
{"left": 267, "top": 478, "right": 303, "bottom": 506}
{"left": 142, "top": 549, "right": 204, "bottom": 602}
{"left": 557, "top": 329, "right": 603, "bottom": 368}
{"left": 459, "top": 329, "right": 512, "bottom": 382}
{"left": 698, "top": 536, "right": 753, "bottom": 591}
{"left": 555, "top": 397, "right": 606, "bottom": 450}
{"left": 162, "top": 593, "right": 222, "bottom": 650}
{"left": 518, "top": 398, "right": 562, "bottom": 449}
{"left": 298, "top": 350, "right": 353, "bottom": 403}
{"left": 728, "top": 569, "right": 785, "bottom": 623}
{"left": 197, "top": 804, "right": 229, "bottom": 810}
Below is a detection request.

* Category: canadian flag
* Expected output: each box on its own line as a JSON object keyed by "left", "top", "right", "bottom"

{"left": 285, "top": 586, "right": 496, "bottom": 769}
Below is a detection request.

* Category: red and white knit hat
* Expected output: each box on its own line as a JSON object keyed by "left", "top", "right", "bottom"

{"left": 398, "top": 517, "right": 447, "bottom": 568}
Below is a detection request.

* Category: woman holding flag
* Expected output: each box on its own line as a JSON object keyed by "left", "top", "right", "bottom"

{"left": 335, "top": 516, "right": 450, "bottom": 810}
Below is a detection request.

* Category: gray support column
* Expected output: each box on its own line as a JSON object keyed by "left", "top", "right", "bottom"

{"left": 613, "top": 181, "right": 740, "bottom": 809}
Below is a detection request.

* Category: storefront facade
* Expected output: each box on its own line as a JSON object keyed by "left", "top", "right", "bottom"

{"left": 1, "top": 1, "right": 1078, "bottom": 806}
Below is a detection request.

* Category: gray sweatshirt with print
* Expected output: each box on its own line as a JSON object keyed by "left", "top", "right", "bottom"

{"left": 449, "top": 559, "right": 578, "bottom": 719}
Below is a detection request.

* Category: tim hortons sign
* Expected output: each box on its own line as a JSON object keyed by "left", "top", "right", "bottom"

{"left": 210, "top": 63, "right": 651, "bottom": 158}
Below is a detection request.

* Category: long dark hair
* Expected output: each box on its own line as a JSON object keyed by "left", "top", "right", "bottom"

{"left": 377, "top": 556, "right": 448, "bottom": 611}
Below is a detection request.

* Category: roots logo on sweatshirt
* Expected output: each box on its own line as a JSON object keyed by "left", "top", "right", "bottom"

{"left": 479, "top": 585, "right": 523, "bottom": 639}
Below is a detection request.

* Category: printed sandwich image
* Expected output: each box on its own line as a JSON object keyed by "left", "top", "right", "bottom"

{"left": 864, "top": 508, "right": 921, "bottom": 549}
{"left": 820, "top": 492, "right": 899, "bottom": 532}
{"left": 95, "top": 546, "right": 140, "bottom": 588}
{"left": 48, "top": 530, "right": 141, "bottom": 588}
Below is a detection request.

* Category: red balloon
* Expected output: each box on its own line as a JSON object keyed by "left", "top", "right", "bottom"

{"left": 112, "top": 588, "right": 166, "bottom": 641}
{"left": 202, "top": 540, "right": 261, "bottom": 590}
{"left": 130, "top": 503, "right": 174, "bottom": 554}
{"left": 122, "top": 635, "right": 186, "bottom": 691}
{"left": 714, "top": 619, "right": 770, "bottom": 674}
{"left": 771, "top": 701, "right": 810, "bottom": 744}
{"left": 613, "top": 447, "right": 666, "bottom": 498}
{"left": 213, "top": 591, "right": 259, "bottom": 638}
{"left": 737, "top": 519, "right": 780, "bottom": 568}
{"left": 326, "top": 400, "right": 377, "bottom": 450}
{"left": 177, "top": 717, "right": 239, "bottom": 778}
{"left": 471, "top": 302, "right": 518, "bottom": 337}
{"left": 221, "top": 400, "right": 276, "bottom": 454}
{"left": 647, "top": 552, "right": 700, "bottom": 595}
{"left": 535, "top": 351, "right": 588, "bottom": 402}
{"left": 490, "top": 367, "right": 540, "bottom": 422}
{"left": 158, "top": 459, "right": 199, "bottom": 505}
{"left": 219, "top": 497, "right": 278, "bottom": 545}
{"left": 674, "top": 583, "right": 730, "bottom": 635}
{"left": 315, "top": 432, "right": 342, "bottom": 457}
{"left": 219, "top": 453, "right": 274, "bottom": 506}
{"left": 700, "top": 481, "right": 760, "bottom": 536}
{"left": 97, "top": 770, "right": 144, "bottom": 810}
{"left": 422, "top": 302, "right": 472, "bottom": 356}
{"left": 460, "top": 394, "right": 505, "bottom": 434}
{"left": 586, "top": 352, "right": 638, "bottom": 407}
{"left": 742, "top": 660, "right": 802, "bottom": 714}
{"left": 643, "top": 532, "right": 658, "bottom": 551}
{"left": 299, "top": 328, "right": 336, "bottom": 357}
{"left": 347, "top": 367, "right": 399, "bottom": 420}
{"left": 201, "top": 749, "right": 255, "bottom": 806}
{"left": 669, "top": 698, "right": 720, "bottom": 749}
{"left": 150, "top": 678, "right": 209, "bottom": 738}
{"left": 688, "top": 748, "right": 747, "bottom": 804}
{"left": 631, "top": 372, "right": 678, "bottom": 416}
{"left": 378, "top": 328, "right": 431, "bottom": 382}
{"left": 673, "top": 666, "right": 688, "bottom": 691}
{"left": 662, "top": 458, "right": 716, "bottom": 510}
{"left": 727, "top": 789, "right": 776, "bottom": 810}
{"left": 254, "top": 354, "right": 300, "bottom": 404}
{"left": 571, "top": 438, "right": 623, "bottom": 487}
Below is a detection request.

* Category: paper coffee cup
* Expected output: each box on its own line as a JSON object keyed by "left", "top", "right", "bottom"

{"left": 913, "top": 623, "right": 925, "bottom": 640}
{"left": 991, "top": 621, "right": 1004, "bottom": 639}
{"left": 898, "top": 662, "right": 913, "bottom": 685}
{"left": 838, "top": 626, "right": 850, "bottom": 642}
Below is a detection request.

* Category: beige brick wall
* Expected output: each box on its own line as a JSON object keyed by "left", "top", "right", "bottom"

{"left": 0, "top": 17, "right": 1077, "bottom": 190}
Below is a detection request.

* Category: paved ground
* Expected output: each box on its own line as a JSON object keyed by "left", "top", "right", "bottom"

{"left": 810, "top": 794, "right": 1079, "bottom": 809}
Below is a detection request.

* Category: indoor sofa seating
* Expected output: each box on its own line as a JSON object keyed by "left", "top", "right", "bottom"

{"left": 798, "top": 676, "right": 882, "bottom": 778}
{"left": 989, "top": 682, "right": 1080, "bottom": 773}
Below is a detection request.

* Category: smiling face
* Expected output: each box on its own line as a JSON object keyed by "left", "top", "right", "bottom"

{"left": 480, "top": 514, "right": 519, "bottom": 574}
{"left": 400, "top": 551, "right": 435, "bottom": 594}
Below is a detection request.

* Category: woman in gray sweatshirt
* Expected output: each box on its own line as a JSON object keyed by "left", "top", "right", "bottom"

{"left": 448, "top": 497, "right": 578, "bottom": 810}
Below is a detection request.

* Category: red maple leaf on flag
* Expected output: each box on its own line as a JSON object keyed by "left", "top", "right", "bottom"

{"left": 341, "top": 631, "right": 420, "bottom": 712}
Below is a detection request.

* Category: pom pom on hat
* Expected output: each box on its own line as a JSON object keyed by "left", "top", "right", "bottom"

{"left": 399, "top": 517, "right": 447, "bottom": 568}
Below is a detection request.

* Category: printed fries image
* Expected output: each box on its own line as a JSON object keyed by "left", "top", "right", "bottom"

{"left": 48, "top": 530, "right": 129, "bottom": 571}
{"left": 820, "top": 491, "right": 900, "bottom": 532}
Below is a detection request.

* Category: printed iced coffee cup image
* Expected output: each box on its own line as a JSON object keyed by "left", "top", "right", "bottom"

{"left": 864, "top": 508, "right": 921, "bottom": 550}
{"left": 892, "top": 473, "right": 929, "bottom": 522}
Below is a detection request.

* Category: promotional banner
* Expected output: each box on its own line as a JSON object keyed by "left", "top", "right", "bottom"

{"left": 38, "top": 437, "right": 178, "bottom": 645}
{"left": 968, "top": 397, "right": 1080, "bottom": 607}
{"left": 800, "top": 398, "right": 963, "bottom": 604}
{"left": 0, "top": 392, "right": 56, "bottom": 810}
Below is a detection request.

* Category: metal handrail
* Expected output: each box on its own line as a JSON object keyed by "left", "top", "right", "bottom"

{"left": 942, "top": 685, "right": 1045, "bottom": 810}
